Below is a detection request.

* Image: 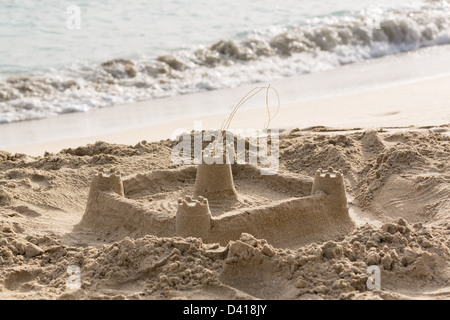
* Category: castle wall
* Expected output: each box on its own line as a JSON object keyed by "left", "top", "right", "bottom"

{"left": 208, "top": 194, "right": 354, "bottom": 247}
{"left": 81, "top": 191, "right": 353, "bottom": 247}
{"left": 81, "top": 192, "right": 176, "bottom": 239}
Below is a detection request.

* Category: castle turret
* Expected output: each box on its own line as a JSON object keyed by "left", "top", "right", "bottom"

{"left": 175, "top": 196, "right": 211, "bottom": 239}
{"left": 312, "top": 167, "right": 348, "bottom": 212}
{"left": 84, "top": 168, "right": 124, "bottom": 216}
{"left": 193, "top": 142, "right": 238, "bottom": 201}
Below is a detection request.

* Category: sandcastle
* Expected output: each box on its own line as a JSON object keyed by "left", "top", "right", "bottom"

{"left": 80, "top": 146, "right": 355, "bottom": 247}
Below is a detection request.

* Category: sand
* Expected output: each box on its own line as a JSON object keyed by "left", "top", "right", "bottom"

{"left": 1, "top": 54, "right": 450, "bottom": 300}
{"left": 0, "top": 123, "right": 449, "bottom": 300}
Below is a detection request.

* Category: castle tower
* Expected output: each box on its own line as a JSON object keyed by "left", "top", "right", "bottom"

{"left": 84, "top": 168, "right": 124, "bottom": 216}
{"left": 193, "top": 142, "right": 238, "bottom": 201}
{"left": 175, "top": 196, "right": 211, "bottom": 239}
{"left": 312, "top": 167, "right": 348, "bottom": 212}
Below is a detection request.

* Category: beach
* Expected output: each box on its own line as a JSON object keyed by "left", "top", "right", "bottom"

{"left": 2, "top": 43, "right": 450, "bottom": 156}
{"left": 0, "top": 125, "right": 449, "bottom": 300}
{"left": 1, "top": 55, "right": 450, "bottom": 299}
{"left": 1, "top": 0, "right": 450, "bottom": 301}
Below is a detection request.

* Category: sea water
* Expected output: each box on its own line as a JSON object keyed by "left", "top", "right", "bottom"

{"left": 0, "top": 0, "right": 449, "bottom": 123}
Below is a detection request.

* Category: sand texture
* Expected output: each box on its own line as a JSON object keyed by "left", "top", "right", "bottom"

{"left": 0, "top": 127, "right": 449, "bottom": 300}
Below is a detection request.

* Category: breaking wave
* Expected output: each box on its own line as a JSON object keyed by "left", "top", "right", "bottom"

{"left": 1, "top": 0, "right": 450, "bottom": 123}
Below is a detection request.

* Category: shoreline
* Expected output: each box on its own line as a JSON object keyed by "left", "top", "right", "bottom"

{"left": 2, "top": 44, "right": 450, "bottom": 156}
{"left": 2, "top": 72, "right": 450, "bottom": 156}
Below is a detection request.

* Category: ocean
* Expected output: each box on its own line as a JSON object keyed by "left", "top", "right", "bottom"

{"left": 1, "top": 0, "right": 450, "bottom": 123}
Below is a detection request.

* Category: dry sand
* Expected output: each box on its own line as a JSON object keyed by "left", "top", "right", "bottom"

{"left": 0, "top": 124, "right": 449, "bottom": 300}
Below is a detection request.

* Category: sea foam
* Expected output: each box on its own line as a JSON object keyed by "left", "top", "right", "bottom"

{"left": 1, "top": 1, "right": 449, "bottom": 123}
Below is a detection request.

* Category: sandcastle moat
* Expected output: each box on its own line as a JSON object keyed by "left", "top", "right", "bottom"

{"left": 80, "top": 142, "right": 355, "bottom": 248}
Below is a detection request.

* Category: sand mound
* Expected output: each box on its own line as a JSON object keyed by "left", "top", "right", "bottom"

{"left": 0, "top": 128, "right": 449, "bottom": 299}
{"left": 279, "top": 129, "right": 450, "bottom": 225}
{"left": 1, "top": 218, "right": 448, "bottom": 299}
{"left": 354, "top": 131, "right": 450, "bottom": 224}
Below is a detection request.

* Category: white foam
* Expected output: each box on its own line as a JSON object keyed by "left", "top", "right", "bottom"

{"left": 1, "top": 0, "right": 450, "bottom": 124}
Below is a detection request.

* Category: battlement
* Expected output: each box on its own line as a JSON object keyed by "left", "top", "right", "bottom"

{"left": 84, "top": 168, "right": 124, "bottom": 219}
{"left": 176, "top": 196, "right": 212, "bottom": 238}
{"left": 311, "top": 167, "right": 348, "bottom": 211}
{"left": 91, "top": 168, "right": 124, "bottom": 196}
{"left": 177, "top": 196, "right": 210, "bottom": 214}
{"left": 315, "top": 167, "right": 343, "bottom": 179}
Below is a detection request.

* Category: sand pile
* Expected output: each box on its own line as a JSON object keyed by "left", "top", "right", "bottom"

{"left": 279, "top": 128, "right": 450, "bottom": 225}
{"left": 1, "top": 219, "right": 448, "bottom": 299}
{"left": 0, "top": 127, "right": 449, "bottom": 299}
